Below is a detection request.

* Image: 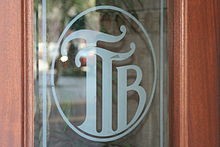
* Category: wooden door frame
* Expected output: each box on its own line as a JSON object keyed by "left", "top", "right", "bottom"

{"left": 0, "top": 0, "right": 219, "bottom": 146}
{"left": 169, "top": 0, "right": 220, "bottom": 146}
{"left": 0, "top": 0, "right": 33, "bottom": 147}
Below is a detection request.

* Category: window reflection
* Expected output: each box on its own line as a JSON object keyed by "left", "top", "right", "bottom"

{"left": 34, "top": 0, "right": 168, "bottom": 147}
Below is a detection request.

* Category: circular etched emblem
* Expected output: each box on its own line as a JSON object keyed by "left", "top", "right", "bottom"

{"left": 51, "top": 5, "right": 156, "bottom": 142}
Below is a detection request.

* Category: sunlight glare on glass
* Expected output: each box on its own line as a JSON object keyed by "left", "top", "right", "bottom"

{"left": 60, "top": 55, "right": 68, "bottom": 62}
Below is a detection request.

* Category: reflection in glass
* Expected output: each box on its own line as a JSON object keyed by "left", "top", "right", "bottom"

{"left": 34, "top": 0, "right": 168, "bottom": 147}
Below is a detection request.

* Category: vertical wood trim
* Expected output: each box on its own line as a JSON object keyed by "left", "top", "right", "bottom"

{"left": 21, "top": 0, "right": 34, "bottom": 147}
{"left": 0, "top": 0, "right": 33, "bottom": 146}
{"left": 187, "top": 0, "right": 219, "bottom": 146}
{"left": 169, "top": 0, "right": 220, "bottom": 146}
{"left": 0, "top": 0, "right": 23, "bottom": 146}
{"left": 169, "top": 0, "right": 189, "bottom": 146}
{"left": 178, "top": 0, "right": 188, "bottom": 147}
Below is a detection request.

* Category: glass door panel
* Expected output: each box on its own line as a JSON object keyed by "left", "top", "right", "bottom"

{"left": 34, "top": 0, "right": 168, "bottom": 146}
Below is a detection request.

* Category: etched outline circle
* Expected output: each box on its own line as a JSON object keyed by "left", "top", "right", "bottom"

{"left": 51, "top": 5, "right": 157, "bottom": 142}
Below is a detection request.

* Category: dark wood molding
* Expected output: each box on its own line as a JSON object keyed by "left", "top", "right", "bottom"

{"left": 169, "top": 0, "right": 220, "bottom": 146}
{"left": 169, "top": 0, "right": 189, "bottom": 146}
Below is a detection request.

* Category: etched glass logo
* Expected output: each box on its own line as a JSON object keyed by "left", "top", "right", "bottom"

{"left": 51, "top": 6, "right": 157, "bottom": 142}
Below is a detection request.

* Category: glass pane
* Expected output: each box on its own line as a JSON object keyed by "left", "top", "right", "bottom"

{"left": 34, "top": 0, "right": 168, "bottom": 146}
